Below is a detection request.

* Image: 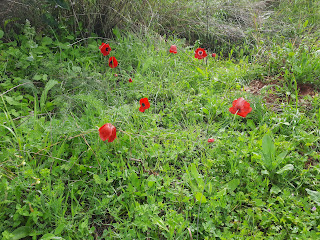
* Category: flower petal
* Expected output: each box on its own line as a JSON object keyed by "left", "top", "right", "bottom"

{"left": 99, "top": 123, "right": 113, "bottom": 141}
{"left": 139, "top": 106, "right": 145, "bottom": 112}
{"left": 229, "top": 97, "right": 252, "bottom": 117}
{"left": 108, "top": 126, "right": 117, "bottom": 142}
{"left": 108, "top": 56, "right": 118, "bottom": 68}
{"left": 170, "top": 45, "right": 177, "bottom": 54}
{"left": 139, "top": 98, "right": 150, "bottom": 111}
{"left": 99, "top": 43, "right": 111, "bottom": 56}
{"left": 195, "top": 48, "right": 207, "bottom": 59}
{"left": 229, "top": 107, "right": 237, "bottom": 114}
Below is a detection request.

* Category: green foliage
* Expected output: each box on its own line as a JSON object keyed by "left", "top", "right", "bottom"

{"left": 1, "top": 3, "right": 320, "bottom": 239}
{"left": 306, "top": 189, "right": 320, "bottom": 206}
{"left": 260, "top": 134, "right": 290, "bottom": 175}
{"left": 266, "top": 42, "right": 320, "bottom": 86}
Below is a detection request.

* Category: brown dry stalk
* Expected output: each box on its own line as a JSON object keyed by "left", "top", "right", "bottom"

{"left": 187, "top": 227, "right": 193, "bottom": 240}
{"left": 0, "top": 82, "right": 30, "bottom": 97}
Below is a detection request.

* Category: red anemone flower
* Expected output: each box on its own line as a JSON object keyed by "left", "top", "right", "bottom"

{"left": 229, "top": 97, "right": 252, "bottom": 118}
{"left": 212, "top": 53, "right": 217, "bottom": 58}
{"left": 208, "top": 138, "right": 215, "bottom": 143}
{"left": 169, "top": 45, "right": 177, "bottom": 54}
{"left": 99, "top": 43, "right": 111, "bottom": 56}
{"left": 139, "top": 98, "right": 150, "bottom": 112}
{"left": 99, "top": 123, "right": 116, "bottom": 142}
{"left": 129, "top": 78, "right": 133, "bottom": 83}
{"left": 108, "top": 56, "right": 118, "bottom": 68}
{"left": 195, "top": 48, "right": 207, "bottom": 59}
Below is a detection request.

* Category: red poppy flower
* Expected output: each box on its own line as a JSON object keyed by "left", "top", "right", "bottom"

{"left": 195, "top": 48, "right": 207, "bottom": 59}
{"left": 169, "top": 45, "right": 177, "bottom": 54}
{"left": 139, "top": 98, "right": 150, "bottom": 112}
{"left": 129, "top": 78, "right": 133, "bottom": 83}
{"left": 208, "top": 138, "right": 215, "bottom": 143}
{"left": 99, "top": 43, "right": 111, "bottom": 56}
{"left": 99, "top": 123, "right": 116, "bottom": 142}
{"left": 229, "top": 97, "right": 252, "bottom": 118}
{"left": 108, "top": 56, "right": 118, "bottom": 68}
{"left": 212, "top": 53, "right": 216, "bottom": 58}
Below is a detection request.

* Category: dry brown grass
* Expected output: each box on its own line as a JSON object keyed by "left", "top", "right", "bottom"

{"left": 1, "top": 0, "right": 317, "bottom": 52}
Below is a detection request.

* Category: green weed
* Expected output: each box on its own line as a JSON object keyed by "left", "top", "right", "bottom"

{"left": 1, "top": 4, "right": 320, "bottom": 239}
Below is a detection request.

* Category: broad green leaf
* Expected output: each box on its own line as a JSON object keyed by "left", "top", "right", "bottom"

{"left": 11, "top": 226, "right": 31, "bottom": 240}
{"left": 303, "top": 20, "right": 308, "bottom": 28}
{"left": 270, "top": 185, "right": 281, "bottom": 194}
{"left": 288, "top": 52, "right": 295, "bottom": 57}
{"left": 0, "top": 29, "right": 4, "bottom": 38}
{"left": 216, "top": 188, "right": 227, "bottom": 198}
{"left": 190, "top": 163, "right": 204, "bottom": 188}
{"left": 147, "top": 175, "right": 156, "bottom": 188}
{"left": 130, "top": 172, "right": 140, "bottom": 189}
{"left": 275, "top": 151, "right": 288, "bottom": 166}
{"left": 40, "top": 80, "right": 58, "bottom": 110}
{"left": 276, "top": 164, "right": 294, "bottom": 174}
{"left": 40, "top": 233, "right": 63, "bottom": 240}
{"left": 42, "top": 36, "right": 53, "bottom": 45}
{"left": 202, "top": 108, "right": 209, "bottom": 115}
{"left": 190, "top": 163, "right": 200, "bottom": 179}
{"left": 196, "top": 67, "right": 205, "bottom": 76}
{"left": 227, "top": 179, "right": 240, "bottom": 192}
{"left": 57, "top": 42, "right": 71, "bottom": 49}
{"left": 254, "top": 199, "right": 265, "bottom": 207}
{"left": 147, "top": 180, "right": 155, "bottom": 188}
{"left": 306, "top": 189, "right": 320, "bottom": 206}
{"left": 262, "top": 134, "right": 275, "bottom": 170}
{"left": 66, "top": 35, "right": 74, "bottom": 40}
{"left": 26, "top": 54, "right": 34, "bottom": 61}
{"left": 33, "top": 74, "right": 42, "bottom": 80}
{"left": 195, "top": 192, "right": 207, "bottom": 203}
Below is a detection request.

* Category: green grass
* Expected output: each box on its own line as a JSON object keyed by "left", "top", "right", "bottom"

{"left": 1, "top": 22, "right": 320, "bottom": 240}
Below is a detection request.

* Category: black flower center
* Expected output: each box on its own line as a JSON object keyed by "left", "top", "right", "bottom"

{"left": 199, "top": 51, "right": 203, "bottom": 55}
{"left": 142, "top": 103, "right": 146, "bottom": 107}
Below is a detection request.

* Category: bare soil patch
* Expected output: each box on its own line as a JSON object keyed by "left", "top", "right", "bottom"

{"left": 244, "top": 77, "right": 318, "bottom": 111}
